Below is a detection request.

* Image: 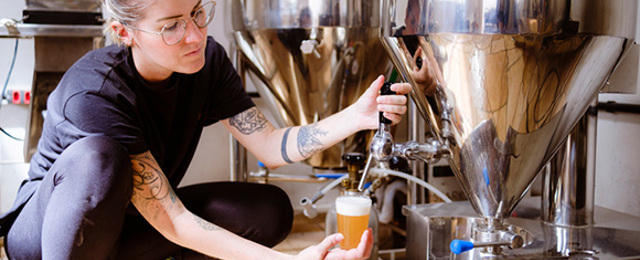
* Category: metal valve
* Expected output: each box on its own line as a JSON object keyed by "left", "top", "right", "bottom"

{"left": 300, "top": 39, "right": 321, "bottom": 58}
{"left": 359, "top": 82, "right": 396, "bottom": 191}
{"left": 341, "top": 152, "right": 366, "bottom": 191}
{"left": 371, "top": 81, "right": 396, "bottom": 162}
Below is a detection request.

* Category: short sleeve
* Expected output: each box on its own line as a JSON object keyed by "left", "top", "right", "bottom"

{"left": 61, "top": 91, "right": 147, "bottom": 154}
{"left": 202, "top": 39, "right": 255, "bottom": 125}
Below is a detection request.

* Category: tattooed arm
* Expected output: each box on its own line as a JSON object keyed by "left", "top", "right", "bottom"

{"left": 129, "top": 151, "right": 291, "bottom": 259}
{"left": 222, "top": 76, "right": 411, "bottom": 168}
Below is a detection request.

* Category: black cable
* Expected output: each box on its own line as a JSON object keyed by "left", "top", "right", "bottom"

{"left": 598, "top": 101, "right": 640, "bottom": 114}
{"left": 0, "top": 126, "right": 23, "bottom": 141}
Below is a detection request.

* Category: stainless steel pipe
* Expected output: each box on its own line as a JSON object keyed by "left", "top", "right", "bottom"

{"left": 542, "top": 102, "right": 597, "bottom": 227}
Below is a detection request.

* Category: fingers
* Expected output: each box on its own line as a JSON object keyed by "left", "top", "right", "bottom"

{"left": 376, "top": 95, "right": 407, "bottom": 108}
{"left": 316, "top": 233, "right": 343, "bottom": 255}
{"left": 376, "top": 83, "right": 410, "bottom": 108}
{"left": 363, "top": 75, "right": 386, "bottom": 98}
{"left": 358, "top": 228, "right": 374, "bottom": 259}
{"left": 377, "top": 104, "right": 407, "bottom": 116}
{"left": 366, "top": 76, "right": 410, "bottom": 97}
{"left": 380, "top": 111, "right": 403, "bottom": 125}
{"left": 324, "top": 229, "right": 373, "bottom": 260}
{"left": 390, "top": 82, "right": 412, "bottom": 95}
{"left": 374, "top": 82, "right": 411, "bottom": 125}
{"left": 377, "top": 94, "right": 408, "bottom": 115}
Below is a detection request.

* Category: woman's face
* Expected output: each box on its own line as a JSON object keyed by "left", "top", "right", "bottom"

{"left": 129, "top": 0, "right": 208, "bottom": 82}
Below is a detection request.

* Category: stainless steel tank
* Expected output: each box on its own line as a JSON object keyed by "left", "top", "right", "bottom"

{"left": 381, "top": 0, "right": 636, "bottom": 220}
{"left": 379, "top": 0, "right": 638, "bottom": 257}
{"left": 232, "top": 0, "right": 393, "bottom": 169}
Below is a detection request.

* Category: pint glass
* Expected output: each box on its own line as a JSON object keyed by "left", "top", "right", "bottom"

{"left": 335, "top": 195, "right": 372, "bottom": 249}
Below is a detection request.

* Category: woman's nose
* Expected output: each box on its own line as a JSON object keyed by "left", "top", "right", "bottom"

{"left": 184, "top": 19, "right": 204, "bottom": 44}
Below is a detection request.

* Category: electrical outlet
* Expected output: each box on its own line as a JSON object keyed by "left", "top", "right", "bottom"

{"left": 3, "top": 90, "right": 31, "bottom": 105}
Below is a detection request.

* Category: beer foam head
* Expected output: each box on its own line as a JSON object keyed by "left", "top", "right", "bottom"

{"left": 336, "top": 196, "right": 371, "bottom": 216}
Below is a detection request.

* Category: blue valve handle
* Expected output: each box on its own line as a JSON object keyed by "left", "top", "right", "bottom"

{"left": 314, "top": 173, "right": 346, "bottom": 179}
{"left": 450, "top": 239, "right": 474, "bottom": 254}
{"left": 450, "top": 239, "right": 512, "bottom": 254}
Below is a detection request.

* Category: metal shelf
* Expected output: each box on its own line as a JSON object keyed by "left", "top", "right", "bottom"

{"left": 0, "top": 23, "right": 103, "bottom": 38}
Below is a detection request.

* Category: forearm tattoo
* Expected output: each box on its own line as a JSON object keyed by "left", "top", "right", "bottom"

{"left": 281, "top": 128, "right": 294, "bottom": 164}
{"left": 229, "top": 107, "right": 267, "bottom": 135}
{"left": 297, "top": 123, "right": 328, "bottom": 158}
{"left": 131, "top": 152, "right": 178, "bottom": 213}
{"left": 194, "top": 215, "right": 222, "bottom": 231}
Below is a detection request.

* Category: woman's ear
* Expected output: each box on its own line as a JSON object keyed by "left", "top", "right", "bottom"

{"left": 110, "top": 20, "right": 133, "bottom": 46}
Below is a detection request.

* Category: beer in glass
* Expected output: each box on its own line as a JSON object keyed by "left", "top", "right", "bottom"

{"left": 335, "top": 195, "right": 371, "bottom": 249}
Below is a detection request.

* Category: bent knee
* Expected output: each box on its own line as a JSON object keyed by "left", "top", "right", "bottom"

{"left": 256, "top": 185, "right": 294, "bottom": 246}
{"left": 58, "top": 135, "right": 132, "bottom": 189}
{"left": 68, "top": 135, "right": 128, "bottom": 162}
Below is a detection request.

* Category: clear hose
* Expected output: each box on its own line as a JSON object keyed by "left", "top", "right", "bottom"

{"left": 370, "top": 168, "right": 452, "bottom": 203}
{"left": 300, "top": 167, "right": 452, "bottom": 219}
{"left": 300, "top": 175, "right": 348, "bottom": 218}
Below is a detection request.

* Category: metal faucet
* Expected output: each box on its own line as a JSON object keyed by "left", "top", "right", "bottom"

{"left": 359, "top": 82, "right": 396, "bottom": 191}
{"left": 359, "top": 82, "right": 451, "bottom": 191}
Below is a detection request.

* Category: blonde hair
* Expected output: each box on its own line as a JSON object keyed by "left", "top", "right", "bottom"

{"left": 102, "top": 0, "right": 153, "bottom": 45}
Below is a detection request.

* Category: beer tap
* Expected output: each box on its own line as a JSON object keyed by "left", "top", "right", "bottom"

{"left": 359, "top": 82, "right": 395, "bottom": 191}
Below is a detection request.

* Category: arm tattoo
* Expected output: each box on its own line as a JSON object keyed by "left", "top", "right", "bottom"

{"left": 281, "top": 127, "right": 294, "bottom": 164}
{"left": 131, "top": 152, "right": 171, "bottom": 201}
{"left": 194, "top": 215, "right": 222, "bottom": 231}
{"left": 297, "top": 123, "right": 328, "bottom": 158}
{"left": 130, "top": 151, "right": 182, "bottom": 223}
{"left": 229, "top": 107, "right": 267, "bottom": 135}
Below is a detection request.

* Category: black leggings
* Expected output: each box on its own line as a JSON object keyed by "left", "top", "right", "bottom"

{"left": 5, "top": 136, "right": 293, "bottom": 260}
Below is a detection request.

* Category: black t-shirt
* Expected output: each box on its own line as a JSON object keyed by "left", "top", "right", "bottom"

{"left": 0, "top": 36, "right": 254, "bottom": 234}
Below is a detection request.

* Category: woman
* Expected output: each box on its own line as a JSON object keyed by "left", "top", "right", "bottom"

{"left": 0, "top": 0, "right": 410, "bottom": 259}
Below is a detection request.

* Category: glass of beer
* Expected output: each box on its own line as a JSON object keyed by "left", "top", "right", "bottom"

{"left": 335, "top": 194, "right": 372, "bottom": 250}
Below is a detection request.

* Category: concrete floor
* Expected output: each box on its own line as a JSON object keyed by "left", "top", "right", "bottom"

{"left": 1, "top": 239, "right": 5, "bottom": 260}
{"left": 273, "top": 213, "right": 327, "bottom": 256}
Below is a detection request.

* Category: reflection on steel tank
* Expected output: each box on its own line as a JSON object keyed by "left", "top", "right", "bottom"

{"left": 381, "top": 0, "right": 636, "bottom": 220}
{"left": 231, "top": 0, "right": 393, "bottom": 169}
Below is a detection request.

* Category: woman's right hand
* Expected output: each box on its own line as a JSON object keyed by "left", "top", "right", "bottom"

{"left": 294, "top": 228, "right": 373, "bottom": 260}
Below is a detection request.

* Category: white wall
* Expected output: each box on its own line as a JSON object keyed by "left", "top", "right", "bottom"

{"left": 0, "top": 0, "right": 335, "bottom": 215}
{"left": 1, "top": 0, "right": 640, "bottom": 219}
{"left": 591, "top": 3, "right": 640, "bottom": 218}
{"left": 0, "top": 0, "right": 32, "bottom": 214}
{"left": 596, "top": 48, "right": 640, "bottom": 217}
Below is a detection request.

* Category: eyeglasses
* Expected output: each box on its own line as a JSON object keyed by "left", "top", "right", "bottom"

{"left": 124, "top": 0, "right": 216, "bottom": 46}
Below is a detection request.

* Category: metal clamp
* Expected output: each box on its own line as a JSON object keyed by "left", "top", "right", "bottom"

{"left": 1, "top": 18, "right": 19, "bottom": 35}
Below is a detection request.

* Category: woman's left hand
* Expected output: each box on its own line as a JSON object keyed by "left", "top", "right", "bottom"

{"left": 351, "top": 75, "right": 412, "bottom": 130}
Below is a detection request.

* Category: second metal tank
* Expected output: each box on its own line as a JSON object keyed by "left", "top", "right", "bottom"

{"left": 231, "top": 0, "right": 392, "bottom": 169}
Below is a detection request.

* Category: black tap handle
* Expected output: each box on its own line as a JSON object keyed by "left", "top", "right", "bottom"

{"left": 380, "top": 81, "right": 396, "bottom": 125}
